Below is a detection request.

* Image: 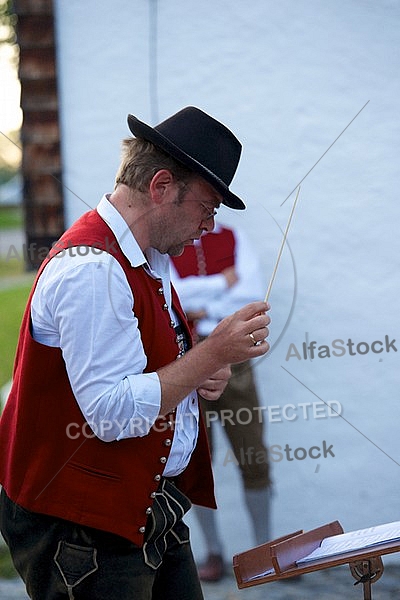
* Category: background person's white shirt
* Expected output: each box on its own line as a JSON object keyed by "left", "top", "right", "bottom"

{"left": 170, "top": 224, "right": 264, "bottom": 337}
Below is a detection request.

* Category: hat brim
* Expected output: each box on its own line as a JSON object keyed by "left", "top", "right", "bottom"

{"left": 127, "top": 114, "right": 245, "bottom": 210}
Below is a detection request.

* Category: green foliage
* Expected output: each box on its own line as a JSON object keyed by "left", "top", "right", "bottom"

{"left": 0, "top": 205, "right": 23, "bottom": 229}
{"left": 0, "top": 0, "right": 17, "bottom": 45}
{"left": 0, "top": 256, "right": 24, "bottom": 277}
{"left": 0, "top": 1, "right": 21, "bottom": 176}
{"left": 0, "top": 283, "right": 31, "bottom": 388}
{"left": 0, "top": 544, "right": 17, "bottom": 579}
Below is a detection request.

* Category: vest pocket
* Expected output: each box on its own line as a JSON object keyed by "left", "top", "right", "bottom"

{"left": 54, "top": 540, "right": 98, "bottom": 598}
{"left": 67, "top": 461, "right": 121, "bottom": 481}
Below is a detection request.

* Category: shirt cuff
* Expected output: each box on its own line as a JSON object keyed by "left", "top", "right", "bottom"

{"left": 116, "top": 372, "right": 161, "bottom": 439}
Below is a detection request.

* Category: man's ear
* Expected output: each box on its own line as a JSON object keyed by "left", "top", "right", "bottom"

{"left": 149, "top": 169, "right": 175, "bottom": 204}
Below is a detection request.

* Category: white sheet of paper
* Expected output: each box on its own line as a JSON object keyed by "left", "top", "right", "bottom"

{"left": 297, "top": 521, "right": 400, "bottom": 565}
{"left": 246, "top": 567, "right": 275, "bottom": 581}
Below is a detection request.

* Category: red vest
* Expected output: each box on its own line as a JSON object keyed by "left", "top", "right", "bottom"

{"left": 0, "top": 210, "right": 215, "bottom": 545}
{"left": 172, "top": 227, "right": 235, "bottom": 278}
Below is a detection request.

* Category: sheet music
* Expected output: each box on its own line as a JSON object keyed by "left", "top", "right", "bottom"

{"left": 246, "top": 567, "right": 275, "bottom": 581}
{"left": 297, "top": 521, "right": 400, "bottom": 565}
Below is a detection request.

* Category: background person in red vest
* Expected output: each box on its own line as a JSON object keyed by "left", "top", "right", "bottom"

{"left": 0, "top": 108, "right": 271, "bottom": 600}
{"left": 171, "top": 223, "right": 272, "bottom": 582}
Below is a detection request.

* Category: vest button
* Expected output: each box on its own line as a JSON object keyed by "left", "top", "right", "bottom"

{"left": 154, "top": 474, "right": 161, "bottom": 481}
{"left": 146, "top": 507, "right": 153, "bottom": 515}
{"left": 150, "top": 491, "right": 157, "bottom": 499}
{"left": 163, "top": 303, "right": 168, "bottom": 310}
{"left": 167, "top": 421, "right": 173, "bottom": 428}
{"left": 170, "top": 320, "right": 175, "bottom": 327}
{"left": 160, "top": 456, "right": 167, "bottom": 464}
{"left": 164, "top": 438, "right": 172, "bottom": 447}
{"left": 158, "top": 287, "right": 164, "bottom": 295}
{"left": 139, "top": 526, "right": 146, "bottom": 534}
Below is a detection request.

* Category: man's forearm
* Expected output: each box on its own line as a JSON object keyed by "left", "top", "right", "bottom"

{"left": 158, "top": 301, "right": 270, "bottom": 415}
{"left": 157, "top": 337, "right": 224, "bottom": 415}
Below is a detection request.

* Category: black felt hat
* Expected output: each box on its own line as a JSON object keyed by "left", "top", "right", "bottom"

{"left": 127, "top": 106, "right": 245, "bottom": 210}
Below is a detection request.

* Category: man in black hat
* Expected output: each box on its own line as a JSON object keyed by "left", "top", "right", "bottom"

{"left": 0, "top": 107, "right": 270, "bottom": 600}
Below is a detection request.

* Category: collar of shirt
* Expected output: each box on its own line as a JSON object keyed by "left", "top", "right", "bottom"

{"left": 97, "top": 194, "right": 174, "bottom": 322}
{"left": 97, "top": 195, "right": 171, "bottom": 283}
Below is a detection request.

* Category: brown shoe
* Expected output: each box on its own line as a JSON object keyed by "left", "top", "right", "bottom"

{"left": 198, "top": 554, "right": 224, "bottom": 582}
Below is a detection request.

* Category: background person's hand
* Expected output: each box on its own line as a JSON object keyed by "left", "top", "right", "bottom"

{"left": 222, "top": 266, "right": 238, "bottom": 288}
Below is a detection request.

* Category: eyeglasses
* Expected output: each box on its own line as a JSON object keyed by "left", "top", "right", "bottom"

{"left": 181, "top": 182, "right": 219, "bottom": 222}
{"left": 200, "top": 203, "right": 218, "bottom": 221}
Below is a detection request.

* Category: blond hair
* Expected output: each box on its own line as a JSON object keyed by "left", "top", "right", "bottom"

{"left": 115, "top": 137, "right": 195, "bottom": 193}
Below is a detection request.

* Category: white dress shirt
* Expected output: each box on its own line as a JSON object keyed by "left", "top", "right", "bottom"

{"left": 30, "top": 195, "right": 198, "bottom": 476}
{"left": 170, "top": 224, "right": 264, "bottom": 337}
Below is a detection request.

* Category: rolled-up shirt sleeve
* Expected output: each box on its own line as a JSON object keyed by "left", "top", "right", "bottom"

{"left": 31, "top": 250, "right": 161, "bottom": 441}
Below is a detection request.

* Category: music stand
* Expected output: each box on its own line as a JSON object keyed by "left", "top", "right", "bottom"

{"left": 233, "top": 521, "right": 400, "bottom": 600}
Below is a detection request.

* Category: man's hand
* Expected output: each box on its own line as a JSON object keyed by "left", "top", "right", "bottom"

{"left": 222, "top": 266, "right": 238, "bottom": 288}
{"left": 204, "top": 301, "right": 270, "bottom": 366}
{"left": 158, "top": 301, "right": 270, "bottom": 416}
{"left": 197, "top": 365, "right": 231, "bottom": 401}
{"left": 186, "top": 309, "right": 207, "bottom": 321}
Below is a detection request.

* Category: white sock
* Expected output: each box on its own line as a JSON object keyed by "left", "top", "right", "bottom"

{"left": 193, "top": 505, "right": 224, "bottom": 556}
{"left": 244, "top": 487, "right": 272, "bottom": 546}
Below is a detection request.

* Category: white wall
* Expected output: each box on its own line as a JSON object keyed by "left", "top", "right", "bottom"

{"left": 54, "top": 0, "right": 400, "bottom": 561}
